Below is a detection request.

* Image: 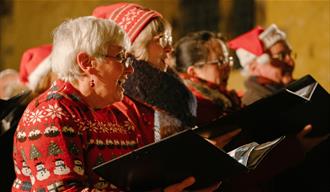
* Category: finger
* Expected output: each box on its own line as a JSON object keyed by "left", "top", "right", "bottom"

{"left": 164, "top": 176, "right": 195, "bottom": 192}
{"left": 175, "top": 176, "right": 195, "bottom": 191}
{"left": 211, "top": 128, "right": 242, "bottom": 147}
{"left": 226, "top": 128, "right": 242, "bottom": 137}
{"left": 297, "top": 124, "right": 312, "bottom": 138}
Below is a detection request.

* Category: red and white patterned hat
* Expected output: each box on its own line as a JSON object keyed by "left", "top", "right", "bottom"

{"left": 19, "top": 44, "right": 52, "bottom": 88}
{"left": 92, "top": 3, "right": 162, "bottom": 43}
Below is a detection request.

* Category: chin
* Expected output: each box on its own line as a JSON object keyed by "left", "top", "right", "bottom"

{"left": 114, "top": 92, "right": 124, "bottom": 102}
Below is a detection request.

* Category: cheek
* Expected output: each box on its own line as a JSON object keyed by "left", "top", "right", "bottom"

{"left": 103, "top": 66, "right": 122, "bottom": 84}
{"left": 149, "top": 51, "right": 161, "bottom": 62}
{"left": 148, "top": 42, "right": 161, "bottom": 56}
{"left": 204, "top": 68, "right": 221, "bottom": 82}
{"left": 264, "top": 66, "right": 283, "bottom": 80}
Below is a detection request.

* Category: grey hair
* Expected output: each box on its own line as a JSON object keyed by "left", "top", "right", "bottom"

{"left": 51, "top": 16, "right": 130, "bottom": 82}
{"left": 130, "top": 17, "right": 171, "bottom": 61}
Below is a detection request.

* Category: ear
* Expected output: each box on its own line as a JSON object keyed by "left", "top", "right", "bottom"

{"left": 187, "top": 66, "right": 197, "bottom": 76}
{"left": 76, "top": 52, "right": 93, "bottom": 73}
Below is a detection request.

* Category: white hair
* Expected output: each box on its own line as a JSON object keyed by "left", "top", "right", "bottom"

{"left": 51, "top": 16, "right": 130, "bottom": 82}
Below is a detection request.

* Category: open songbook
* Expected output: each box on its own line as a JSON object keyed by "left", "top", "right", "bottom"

{"left": 195, "top": 74, "right": 330, "bottom": 143}
{"left": 93, "top": 129, "right": 248, "bottom": 191}
{"left": 92, "top": 75, "right": 328, "bottom": 191}
{"left": 92, "top": 129, "right": 285, "bottom": 191}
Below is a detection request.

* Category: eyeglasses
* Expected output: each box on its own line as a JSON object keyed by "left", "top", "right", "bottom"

{"left": 271, "top": 50, "right": 297, "bottom": 61}
{"left": 194, "top": 56, "right": 234, "bottom": 68}
{"left": 97, "top": 50, "right": 132, "bottom": 68}
{"left": 154, "top": 34, "right": 173, "bottom": 48}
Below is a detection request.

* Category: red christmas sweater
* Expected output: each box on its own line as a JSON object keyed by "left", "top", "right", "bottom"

{"left": 12, "top": 80, "right": 143, "bottom": 192}
{"left": 113, "top": 95, "right": 155, "bottom": 146}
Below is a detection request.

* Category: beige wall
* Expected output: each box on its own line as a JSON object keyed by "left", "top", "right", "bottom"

{"left": 0, "top": 0, "right": 177, "bottom": 70}
{"left": 229, "top": 0, "right": 330, "bottom": 92}
{"left": 1, "top": 0, "right": 329, "bottom": 92}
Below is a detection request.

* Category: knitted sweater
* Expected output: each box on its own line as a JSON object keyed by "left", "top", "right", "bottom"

{"left": 12, "top": 80, "right": 142, "bottom": 192}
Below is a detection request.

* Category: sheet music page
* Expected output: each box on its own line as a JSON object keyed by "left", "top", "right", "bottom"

{"left": 286, "top": 82, "right": 318, "bottom": 101}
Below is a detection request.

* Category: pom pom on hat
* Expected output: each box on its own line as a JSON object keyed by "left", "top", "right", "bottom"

{"left": 19, "top": 44, "right": 52, "bottom": 89}
{"left": 259, "top": 24, "right": 286, "bottom": 49}
{"left": 228, "top": 24, "right": 286, "bottom": 68}
{"left": 228, "top": 26, "right": 265, "bottom": 67}
{"left": 92, "top": 3, "right": 162, "bottom": 43}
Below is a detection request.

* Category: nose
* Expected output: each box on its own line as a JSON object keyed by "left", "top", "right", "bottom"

{"left": 164, "top": 45, "right": 173, "bottom": 53}
{"left": 283, "top": 54, "right": 295, "bottom": 70}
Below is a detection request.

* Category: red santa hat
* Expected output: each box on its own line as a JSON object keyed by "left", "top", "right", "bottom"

{"left": 19, "top": 44, "right": 52, "bottom": 90}
{"left": 228, "top": 24, "right": 286, "bottom": 68}
{"left": 92, "top": 3, "right": 162, "bottom": 43}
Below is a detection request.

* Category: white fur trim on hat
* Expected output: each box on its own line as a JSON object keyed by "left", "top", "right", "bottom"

{"left": 256, "top": 53, "right": 270, "bottom": 65}
{"left": 236, "top": 48, "right": 257, "bottom": 68}
{"left": 259, "top": 24, "right": 286, "bottom": 49}
{"left": 27, "top": 55, "right": 51, "bottom": 91}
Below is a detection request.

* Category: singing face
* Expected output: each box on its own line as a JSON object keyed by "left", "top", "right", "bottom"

{"left": 93, "top": 45, "right": 133, "bottom": 104}
{"left": 254, "top": 41, "right": 295, "bottom": 84}
{"left": 189, "top": 38, "right": 232, "bottom": 88}
{"left": 147, "top": 33, "right": 173, "bottom": 71}
{"left": 268, "top": 41, "right": 295, "bottom": 84}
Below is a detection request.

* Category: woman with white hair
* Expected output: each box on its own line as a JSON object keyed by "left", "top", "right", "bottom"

{"left": 12, "top": 15, "right": 218, "bottom": 192}
{"left": 12, "top": 16, "right": 135, "bottom": 192}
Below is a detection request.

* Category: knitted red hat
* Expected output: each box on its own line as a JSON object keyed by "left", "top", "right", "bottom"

{"left": 19, "top": 44, "right": 52, "bottom": 86}
{"left": 92, "top": 3, "right": 162, "bottom": 43}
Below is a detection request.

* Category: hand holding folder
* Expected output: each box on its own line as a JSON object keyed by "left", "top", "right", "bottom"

{"left": 93, "top": 129, "right": 247, "bottom": 191}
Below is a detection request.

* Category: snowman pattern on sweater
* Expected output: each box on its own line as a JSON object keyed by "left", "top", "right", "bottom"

{"left": 12, "top": 80, "right": 142, "bottom": 192}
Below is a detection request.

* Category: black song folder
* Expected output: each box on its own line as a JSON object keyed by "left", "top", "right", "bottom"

{"left": 92, "top": 129, "right": 247, "bottom": 191}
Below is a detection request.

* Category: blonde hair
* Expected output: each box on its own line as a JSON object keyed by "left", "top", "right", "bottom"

{"left": 130, "top": 17, "right": 171, "bottom": 61}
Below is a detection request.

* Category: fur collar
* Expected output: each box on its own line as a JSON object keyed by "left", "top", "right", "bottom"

{"left": 181, "top": 75, "right": 241, "bottom": 112}
{"left": 123, "top": 59, "right": 197, "bottom": 126}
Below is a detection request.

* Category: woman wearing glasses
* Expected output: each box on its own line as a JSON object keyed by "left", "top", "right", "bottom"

{"left": 174, "top": 31, "right": 242, "bottom": 126}
{"left": 12, "top": 16, "right": 137, "bottom": 191}
{"left": 93, "top": 3, "right": 198, "bottom": 143}
{"left": 173, "top": 30, "right": 330, "bottom": 192}
{"left": 91, "top": 3, "right": 226, "bottom": 191}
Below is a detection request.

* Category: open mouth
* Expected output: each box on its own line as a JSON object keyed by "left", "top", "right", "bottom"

{"left": 117, "top": 78, "right": 126, "bottom": 87}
